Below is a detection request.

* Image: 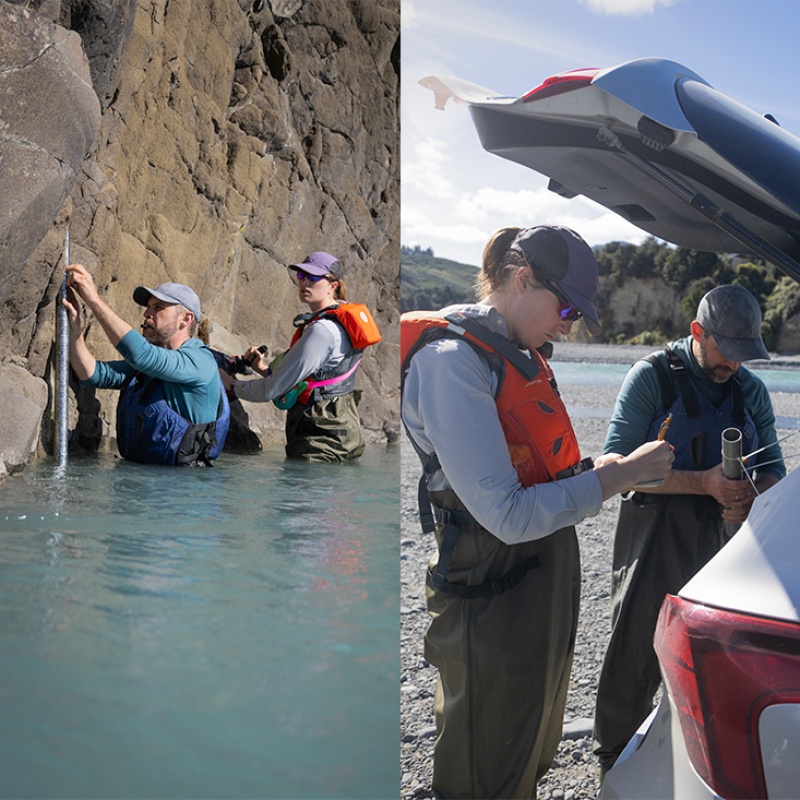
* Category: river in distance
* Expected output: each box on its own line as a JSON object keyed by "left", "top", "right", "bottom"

{"left": 0, "top": 445, "right": 399, "bottom": 800}
{"left": 551, "top": 360, "right": 800, "bottom": 430}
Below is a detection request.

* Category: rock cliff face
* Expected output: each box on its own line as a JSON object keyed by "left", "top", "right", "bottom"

{"left": 0, "top": 0, "right": 400, "bottom": 478}
{"left": 559, "top": 275, "right": 686, "bottom": 344}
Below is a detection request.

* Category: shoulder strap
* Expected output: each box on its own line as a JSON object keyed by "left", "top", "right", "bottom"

{"left": 443, "top": 313, "right": 541, "bottom": 382}
{"left": 664, "top": 346, "right": 701, "bottom": 418}
{"left": 731, "top": 374, "right": 745, "bottom": 425}
{"left": 643, "top": 350, "right": 676, "bottom": 410}
{"left": 400, "top": 318, "right": 507, "bottom": 400}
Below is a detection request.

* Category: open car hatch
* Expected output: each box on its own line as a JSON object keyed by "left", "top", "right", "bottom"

{"left": 421, "top": 58, "right": 800, "bottom": 280}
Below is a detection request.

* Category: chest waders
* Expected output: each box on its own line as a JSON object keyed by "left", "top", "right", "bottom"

{"left": 117, "top": 373, "right": 230, "bottom": 466}
{"left": 593, "top": 347, "right": 758, "bottom": 773}
{"left": 283, "top": 304, "right": 380, "bottom": 462}
{"left": 401, "top": 311, "right": 589, "bottom": 798}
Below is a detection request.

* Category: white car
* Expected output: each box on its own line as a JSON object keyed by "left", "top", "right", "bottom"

{"left": 422, "top": 58, "right": 800, "bottom": 799}
{"left": 599, "top": 461, "right": 800, "bottom": 799}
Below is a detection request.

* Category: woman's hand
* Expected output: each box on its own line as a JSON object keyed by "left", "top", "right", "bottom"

{"left": 595, "top": 440, "right": 674, "bottom": 500}
{"left": 243, "top": 346, "right": 269, "bottom": 375}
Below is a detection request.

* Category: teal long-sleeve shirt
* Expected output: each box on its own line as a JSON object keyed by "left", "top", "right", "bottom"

{"left": 604, "top": 336, "right": 785, "bottom": 481}
{"left": 82, "top": 330, "right": 220, "bottom": 424}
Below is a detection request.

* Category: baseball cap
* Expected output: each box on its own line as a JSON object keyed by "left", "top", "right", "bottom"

{"left": 289, "top": 251, "right": 341, "bottom": 278}
{"left": 511, "top": 226, "right": 601, "bottom": 335}
{"left": 696, "top": 284, "right": 770, "bottom": 361}
{"left": 133, "top": 283, "right": 201, "bottom": 319}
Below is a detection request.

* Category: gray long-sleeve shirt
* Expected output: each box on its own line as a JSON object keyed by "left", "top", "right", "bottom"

{"left": 233, "top": 317, "right": 351, "bottom": 403}
{"left": 402, "top": 304, "right": 603, "bottom": 545}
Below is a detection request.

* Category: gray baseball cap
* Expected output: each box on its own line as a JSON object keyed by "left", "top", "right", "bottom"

{"left": 510, "top": 225, "right": 601, "bottom": 335}
{"left": 696, "top": 284, "right": 769, "bottom": 361}
{"left": 133, "top": 283, "right": 201, "bottom": 319}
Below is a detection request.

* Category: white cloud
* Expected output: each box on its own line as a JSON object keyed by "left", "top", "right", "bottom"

{"left": 402, "top": 204, "right": 488, "bottom": 252}
{"left": 401, "top": 0, "right": 422, "bottom": 29}
{"left": 401, "top": 137, "right": 459, "bottom": 200}
{"left": 578, "top": 0, "right": 680, "bottom": 15}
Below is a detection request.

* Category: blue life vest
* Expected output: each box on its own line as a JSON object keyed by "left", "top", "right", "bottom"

{"left": 116, "top": 373, "right": 230, "bottom": 466}
{"left": 644, "top": 347, "right": 758, "bottom": 473}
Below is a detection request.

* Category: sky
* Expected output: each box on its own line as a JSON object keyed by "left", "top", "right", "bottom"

{"left": 402, "top": 0, "right": 800, "bottom": 266}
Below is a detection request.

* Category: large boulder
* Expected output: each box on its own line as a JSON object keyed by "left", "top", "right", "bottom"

{"left": 0, "top": 358, "right": 49, "bottom": 482}
{"left": 0, "top": 1, "right": 101, "bottom": 313}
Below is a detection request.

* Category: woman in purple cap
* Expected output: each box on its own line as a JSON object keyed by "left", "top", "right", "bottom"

{"left": 221, "top": 251, "right": 380, "bottom": 462}
{"left": 401, "top": 226, "right": 673, "bottom": 799}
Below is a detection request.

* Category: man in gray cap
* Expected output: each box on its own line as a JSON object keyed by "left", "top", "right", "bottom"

{"left": 63, "top": 264, "right": 229, "bottom": 465}
{"left": 593, "top": 284, "right": 785, "bottom": 774}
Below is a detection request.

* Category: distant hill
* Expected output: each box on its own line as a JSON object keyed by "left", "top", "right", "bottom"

{"left": 400, "top": 240, "right": 800, "bottom": 352}
{"left": 401, "top": 246, "right": 478, "bottom": 312}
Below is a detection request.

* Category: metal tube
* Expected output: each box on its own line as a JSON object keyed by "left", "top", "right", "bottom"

{"left": 55, "top": 222, "right": 70, "bottom": 467}
{"left": 722, "top": 427, "right": 743, "bottom": 480}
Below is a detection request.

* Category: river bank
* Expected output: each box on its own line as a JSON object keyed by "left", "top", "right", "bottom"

{"left": 400, "top": 347, "right": 800, "bottom": 800}
{"left": 551, "top": 341, "right": 800, "bottom": 369}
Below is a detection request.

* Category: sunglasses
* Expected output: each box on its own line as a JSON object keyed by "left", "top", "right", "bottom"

{"left": 295, "top": 270, "right": 327, "bottom": 283}
{"left": 539, "top": 278, "right": 582, "bottom": 322}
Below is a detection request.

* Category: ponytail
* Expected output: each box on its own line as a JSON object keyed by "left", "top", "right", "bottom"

{"left": 475, "top": 227, "right": 528, "bottom": 300}
{"left": 332, "top": 275, "right": 349, "bottom": 302}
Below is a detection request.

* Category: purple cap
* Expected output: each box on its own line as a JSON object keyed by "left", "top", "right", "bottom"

{"left": 289, "top": 251, "right": 341, "bottom": 278}
{"left": 696, "top": 285, "right": 769, "bottom": 361}
{"left": 133, "top": 282, "right": 201, "bottom": 319}
{"left": 511, "top": 226, "right": 601, "bottom": 335}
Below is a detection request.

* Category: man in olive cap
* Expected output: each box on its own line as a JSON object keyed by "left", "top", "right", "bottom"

{"left": 592, "top": 284, "right": 785, "bottom": 774}
{"left": 63, "top": 264, "right": 228, "bottom": 465}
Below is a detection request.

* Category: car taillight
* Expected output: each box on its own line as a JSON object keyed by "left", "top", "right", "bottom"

{"left": 655, "top": 595, "right": 800, "bottom": 799}
{"left": 521, "top": 68, "right": 600, "bottom": 103}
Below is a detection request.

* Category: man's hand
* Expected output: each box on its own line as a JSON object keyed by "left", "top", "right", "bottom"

{"left": 720, "top": 471, "right": 780, "bottom": 524}
{"left": 62, "top": 284, "right": 83, "bottom": 337}
{"left": 65, "top": 264, "right": 101, "bottom": 309}
{"left": 64, "top": 263, "right": 132, "bottom": 347}
{"left": 702, "top": 463, "right": 755, "bottom": 516}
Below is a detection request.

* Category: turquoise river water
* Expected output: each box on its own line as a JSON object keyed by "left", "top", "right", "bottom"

{"left": 0, "top": 446, "right": 399, "bottom": 800}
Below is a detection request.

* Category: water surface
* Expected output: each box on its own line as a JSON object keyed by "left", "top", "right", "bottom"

{"left": 0, "top": 446, "right": 399, "bottom": 799}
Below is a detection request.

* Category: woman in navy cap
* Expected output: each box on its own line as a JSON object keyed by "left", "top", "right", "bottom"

{"left": 401, "top": 226, "right": 673, "bottom": 799}
{"left": 221, "top": 251, "right": 380, "bottom": 462}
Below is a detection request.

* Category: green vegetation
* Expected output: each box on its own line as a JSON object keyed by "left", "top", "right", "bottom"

{"left": 401, "top": 246, "right": 477, "bottom": 312}
{"left": 403, "top": 239, "right": 799, "bottom": 350}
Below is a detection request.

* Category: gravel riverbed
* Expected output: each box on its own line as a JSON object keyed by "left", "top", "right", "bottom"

{"left": 400, "top": 343, "right": 800, "bottom": 800}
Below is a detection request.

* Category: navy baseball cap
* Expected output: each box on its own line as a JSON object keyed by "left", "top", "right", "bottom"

{"left": 133, "top": 283, "right": 201, "bottom": 319}
{"left": 696, "top": 285, "right": 770, "bottom": 361}
{"left": 289, "top": 251, "right": 341, "bottom": 278}
{"left": 511, "top": 225, "right": 601, "bottom": 335}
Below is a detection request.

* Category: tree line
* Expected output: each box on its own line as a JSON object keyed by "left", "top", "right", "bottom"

{"left": 402, "top": 238, "right": 800, "bottom": 349}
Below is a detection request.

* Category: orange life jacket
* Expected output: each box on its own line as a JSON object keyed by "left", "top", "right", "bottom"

{"left": 290, "top": 304, "right": 381, "bottom": 350}
{"left": 401, "top": 310, "right": 583, "bottom": 487}
{"left": 285, "top": 303, "right": 381, "bottom": 406}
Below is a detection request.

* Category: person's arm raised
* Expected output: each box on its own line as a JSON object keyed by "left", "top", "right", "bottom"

{"left": 66, "top": 264, "right": 132, "bottom": 348}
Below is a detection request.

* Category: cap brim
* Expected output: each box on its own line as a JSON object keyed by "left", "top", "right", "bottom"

{"left": 714, "top": 334, "right": 770, "bottom": 362}
{"left": 561, "top": 285, "right": 601, "bottom": 336}
{"left": 289, "top": 264, "right": 330, "bottom": 277}
{"left": 133, "top": 286, "right": 154, "bottom": 306}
